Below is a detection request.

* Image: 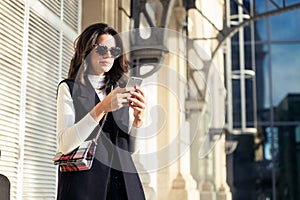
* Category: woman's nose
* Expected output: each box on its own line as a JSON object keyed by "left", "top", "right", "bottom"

{"left": 102, "top": 50, "right": 112, "bottom": 58}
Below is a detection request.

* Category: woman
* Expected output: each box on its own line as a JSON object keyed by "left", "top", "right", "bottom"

{"left": 56, "top": 23, "right": 146, "bottom": 200}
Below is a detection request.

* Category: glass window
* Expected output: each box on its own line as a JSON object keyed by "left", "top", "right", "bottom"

{"left": 254, "top": 19, "right": 268, "bottom": 42}
{"left": 295, "top": 126, "right": 300, "bottom": 143}
{"left": 228, "top": 1, "right": 300, "bottom": 199}
{"left": 270, "top": 9, "right": 300, "bottom": 41}
{"left": 286, "top": 0, "right": 300, "bottom": 6}
{"left": 256, "top": 48, "right": 270, "bottom": 121}
{"left": 264, "top": 127, "right": 278, "bottom": 160}
{"left": 255, "top": 0, "right": 267, "bottom": 14}
{"left": 232, "top": 79, "right": 242, "bottom": 128}
{"left": 271, "top": 44, "right": 300, "bottom": 107}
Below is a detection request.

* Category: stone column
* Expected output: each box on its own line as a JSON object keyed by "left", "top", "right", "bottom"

{"left": 215, "top": 135, "right": 232, "bottom": 200}
{"left": 169, "top": 122, "right": 200, "bottom": 200}
{"left": 134, "top": 160, "right": 157, "bottom": 200}
{"left": 198, "top": 156, "right": 216, "bottom": 200}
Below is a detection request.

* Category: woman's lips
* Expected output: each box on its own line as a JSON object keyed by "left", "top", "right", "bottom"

{"left": 100, "top": 61, "right": 111, "bottom": 65}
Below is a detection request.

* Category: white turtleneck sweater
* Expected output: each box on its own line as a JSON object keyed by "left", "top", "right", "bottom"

{"left": 56, "top": 75, "right": 134, "bottom": 154}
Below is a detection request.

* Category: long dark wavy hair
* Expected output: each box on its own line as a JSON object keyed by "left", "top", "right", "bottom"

{"left": 68, "top": 23, "right": 129, "bottom": 88}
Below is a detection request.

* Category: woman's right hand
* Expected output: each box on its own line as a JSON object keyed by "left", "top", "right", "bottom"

{"left": 90, "top": 87, "right": 129, "bottom": 122}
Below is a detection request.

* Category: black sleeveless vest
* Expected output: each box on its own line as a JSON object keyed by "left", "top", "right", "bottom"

{"left": 56, "top": 78, "right": 145, "bottom": 200}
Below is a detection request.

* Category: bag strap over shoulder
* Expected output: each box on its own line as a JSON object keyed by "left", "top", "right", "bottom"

{"left": 93, "top": 85, "right": 113, "bottom": 144}
{"left": 94, "top": 113, "right": 107, "bottom": 144}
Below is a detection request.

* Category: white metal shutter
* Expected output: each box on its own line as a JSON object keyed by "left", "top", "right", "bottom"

{"left": 0, "top": 0, "right": 80, "bottom": 199}
{"left": 22, "top": 8, "right": 60, "bottom": 199}
{"left": 61, "top": 37, "right": 74, "bottom": 80}
{"left": 63, "top": 0, "right": 80, "bottom": 32}
{"left": 39, "top": 1, "right": 61, "bottom": 18}
{"left": 0, "top": 0, "right": 25, "bottom": 199}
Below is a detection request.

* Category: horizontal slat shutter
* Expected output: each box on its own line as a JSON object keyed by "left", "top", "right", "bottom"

{"left": 61, "top": 37, "right": 74, "bottom": 80}
{"left": 39, "top": 0, "right": 61, "bottom": 18}
{"left": 0, "top": 0, "right": 25, "bottom": 199}
{"left": 21, "top": 8, "right": 60, "bottom": 199}
{"left": 63, "top": 0, "right": 79, "bottom": 32}
{"left": 1, "top": 0, "right": 80, "bottom": 199}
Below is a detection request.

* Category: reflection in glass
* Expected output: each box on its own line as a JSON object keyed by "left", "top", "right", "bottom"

{"left": 227, "top": 1, "right": 300, "bottom": 199}
{"left": 270, "top": 9, "right": 300, "bottom": 41}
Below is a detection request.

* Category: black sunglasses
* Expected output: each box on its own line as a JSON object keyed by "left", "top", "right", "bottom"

{"left": 93, "top": 44, "right": 121, "bottom": 58}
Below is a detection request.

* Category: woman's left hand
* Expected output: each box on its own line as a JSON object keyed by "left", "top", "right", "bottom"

{"left": 127, "top": 87, "right": 146, "bottom": 128}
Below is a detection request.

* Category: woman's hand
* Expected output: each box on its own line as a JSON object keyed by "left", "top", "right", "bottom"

{"left": 90, "top": 87, "right": 130, "bottom": 122}
{"left": 128, "top": 87, "right": 147, "bottom": 128}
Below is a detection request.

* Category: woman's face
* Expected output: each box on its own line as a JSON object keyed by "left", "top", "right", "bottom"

{"left": 87, "top": 34, "right": 118, "bottom": 75}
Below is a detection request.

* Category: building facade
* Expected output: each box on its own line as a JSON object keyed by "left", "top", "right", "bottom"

{"left": 1, "top": 0, "right": 299, "bottom": 200}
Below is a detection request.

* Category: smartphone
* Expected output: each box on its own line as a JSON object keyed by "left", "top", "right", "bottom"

{"left": 126, "top": 76, "right": 143, "bottom": 88}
